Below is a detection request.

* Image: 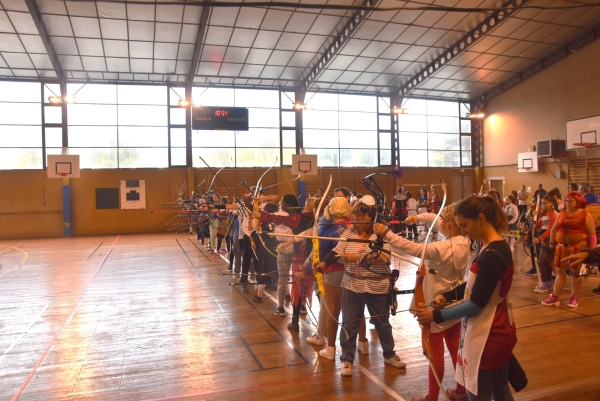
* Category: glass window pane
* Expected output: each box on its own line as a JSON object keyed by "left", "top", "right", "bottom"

{"left": 303, "top": 110, "right": 338, "bottom": 129}
{"left": 340, "top": 149, "right": 377, "bottom": 167}
{"left": 339, "top": 111, "right": 376, "bottom": 130}
{"left": 170, "top": 107, "right": 186, "bottom": 125}
{"left": 462, "top": 151, "right": 472, "bottom": 166}
{"left": 67, "top": 148, "right": 118, "bottom": 169}
{"left": 428, "top": 150, "right": 460, "bottom": 167}
{"left": 119, "top": 127, "right": 168, "bottom": 147}
{"left": 0, "top": 125, "right": 42, "bottom": 146}
{"left": 427, "top": 100, "right": 458, "bottom": 117}
{"left": 69, "top": 126, "right": 117, "bottom": 147}
{"left": 428, "top": 133, "right": 459, "bottom": 150}
{"left": 397, "top": 114, "right": 426, "bottom": 132}
{"left": 461, "top": 119, "right": 471, "bottom": 133}
{"left": 169, "top": 87, "right": 186, "bottom": 106}
{"left": 171, "top": 128, "right": 186, "bottom": 147}
{"left": 403, "top": 99, "right": 426, "bottom": 115}
{"left": 236, "top": 148, "right": 279, "bottom": 167}
{"left": 379, "top": 114, "right": 391, "bottom": 130}
{"left": 281, "top": 91, "right": 294, "bottom": 109}
{"left": 235, "top": 128, "right": 279, "bottom": 147}
{"left": 0, "top": 82, "right": 40, "bottom": 102}
{"left": 235, "top": 89, "right": 279, "bottom": 108}
{"left": 339, "top": 131, "right": 377, "bottom": 149}
{"left": 380, "top": 150, "right": 391, "bottom": 165}
{"left": 378, "top": 97, "right": 391, "bottom": 113}
{"left": 0, "top": 148, "right": 42, "bottom": 169}
{"left": 68, "top": 84, "right": 117, "bottom": 104}
{"left": 248, "top": 108, "right": 279, "bottom": 128}
{"left": 68, "top": 104, "right": 117, "bottom": 125}
{"left": 461, "top": 136, "right": 472, "bottom": 150}
{"left": 118, "top": 85, "right": 166, "bottom": 105}
{"left": 281, "top": 111, "right": 295, "bottom": 127}
{"left": 460, "top": 103, "right": 470, "bottom": 118}
{"left": 399, "top": 132, "right": 427, "bottom": 150}
{"left": 283, "top": 148, "right": 294, "bottom": 165}
{"left": 45, "top": 127, "right": 62, "bottom": 147}
{"left": 338, "top": 94, "right": 377, "bottom": 112}
{"left": 171, "top": 147, "right": 187, "bottom": 166}
{"left": 45, "top": 147, "right": 62, "bottom": 157}
{"left": 379, "top": 132, "right": 391, "bottom": 149}
{"left": 0, "top": 103, "right": 41, "bottom": 124}
{"left": 119, "top": 148, "right": 168, "bottom": 168}
{"left": 304, "top": 148, "right": 338, "bottom": 166}
{"left": 192, "top": 87, "right": 234, "bottom": 106}
{"left": 282, "top": 129, "right": 295, "bottom": 148}
{"left": 400, "top": 150, "right": 428, "bottom": 167}
{"left": 44, "top": 84, "right": 60, "bottom": 103}
{"left": 192, "top": 147, "right": 235, "bottom": 167}
{"left": 427, "top": 115, "right": 459, "bottom": 133}
{"left": 192, "top": 130, "right": 235, "bottom": 147}
{"left": 44, "top": 106, "right": 62, "bottom": 124}
{"left": 304, "top": 129, "right": 338, "bottom": 148}
{"left": 118, "top": 105, "right": 167, "bottom": 126}
{"left": 308, "top": 92, "right": 338, "bottom": 110}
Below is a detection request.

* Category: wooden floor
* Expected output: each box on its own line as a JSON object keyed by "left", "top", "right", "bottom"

{"left": 0, "top": 233, "right": 599, "bottom": 401}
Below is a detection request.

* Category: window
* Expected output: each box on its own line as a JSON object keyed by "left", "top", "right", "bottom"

{"left": 191, "top": 88, "right": 281, "bottom": 167}
{"left": 67, "top": 84, "right": 168, "bottom": 168}
{"left": 397, "top": 99, "right": 465, "bottom": 167}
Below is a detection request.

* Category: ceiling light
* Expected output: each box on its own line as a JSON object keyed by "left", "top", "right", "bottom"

{"left": 63, "top": 95, "right": 76, "bottom": 104}
{"left": 393, "top": 107, "right": 409, "bottom": 114}
{"left": 466, "top": 112, "right": 485, "bottom": 119}
{"left": 178, "top": 99, "right": 190, "bottom": 107}
{"left": 48, "top": 96, "right": 61, "bottom": 105}
{"left": 294, "top": 103, "right": 304, "bottom": 110}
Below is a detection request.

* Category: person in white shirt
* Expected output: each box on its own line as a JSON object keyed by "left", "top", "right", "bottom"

{"left": 405, "top": 191, "right": 418, "bottom": 240}
{"left": 504, "top": 195, "right": 519, "bottom": 251}
{"left": 517, "top": 184, "right": 528, "bottom": 219}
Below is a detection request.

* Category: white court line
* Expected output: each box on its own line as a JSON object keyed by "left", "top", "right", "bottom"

{"left": 0, "top": 304, "right": 50, "bottom": 363}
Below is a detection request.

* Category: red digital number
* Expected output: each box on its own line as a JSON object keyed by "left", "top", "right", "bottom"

{"left": 215, "top": 110, "right": 221, "bottom": 116}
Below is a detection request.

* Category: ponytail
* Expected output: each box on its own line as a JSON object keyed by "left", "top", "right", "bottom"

{"left": 454, "top": 195, "right": 508, "bottom": 233}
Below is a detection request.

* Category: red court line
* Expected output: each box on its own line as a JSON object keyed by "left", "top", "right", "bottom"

{"left": 143, "top": 370, "right": 338, "bottom": 401}
{"left": 12, "top": 235, "right": 120, "bottom": 401}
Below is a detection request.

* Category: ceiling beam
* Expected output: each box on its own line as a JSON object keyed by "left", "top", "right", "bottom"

{"left": 297, "top": 0, "right": 382, "bottom": 96}
{"left": 188, "top": 1, "right": 213, "bottom": 85}
{"left": 482, "top": 24, "right": 600, "bottom": 102}
{"left": 24, "top": 0, "right": 64, "bottom": 81}
{"left": 398, "top": 0, "right": 532, "bottom": 99}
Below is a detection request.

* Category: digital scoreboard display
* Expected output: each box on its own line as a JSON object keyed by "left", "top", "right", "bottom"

{"left": 192, "top": 106, "right": 249, "bottom": 131}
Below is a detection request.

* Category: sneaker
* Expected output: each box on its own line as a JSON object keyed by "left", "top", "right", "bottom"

{"left": 221, "top": 248, "right": 227, "bottom": 253}
{"left": 567, "top": 295, "right": 578, "bottom": 308}
{"left": 384, "top": 355, "right": 406, "bottom": 368}
{"left": 274, "top": 307, "right": 286, "bottom": 317}
{"left": 341, "top": 361, "right": 352, "bottom": 376}
{"left": 251, "top": 295, "right": 263, "bottom": 303}
{"left": 534, "top": 281, "right": 552, "bottom": 293}
{"left": 306, "top": 334, "right": 324, "bottom": 346}
{"left": 525, "top": 268, "right": 537, "bottom": 275}
{"left": 319, "top": 345, "right": 336, "bottom": 360}
{"left": 357, "top": 339, "right": 369, "bottom": 354}
{"left": 287, "top": 322, "right": 299, "bottom": 331}
{"left": 241, "top": 285, "right": 248, "bottom": 294}
{"left": 541, "top": 294, "right": 559, "bottom": 306}
{"left": 446, "top": 388, "right": 468, "bottom": 400}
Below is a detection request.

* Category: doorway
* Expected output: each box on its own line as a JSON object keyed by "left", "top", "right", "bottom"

{"left": 489, "top": 177, "right": 504, "bottom": 200}
{"left": 451, "top": 174, "right": 474, "bottom": 202}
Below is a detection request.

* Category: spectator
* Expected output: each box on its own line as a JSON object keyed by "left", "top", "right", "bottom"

{"left": 578, "top": 182, "right": 599, "bottom": 204}
{"left": 533, "top": 183, "right": 547, "bottom": 201}
{"left": 517, "top": 185, "right": 528, "bottom": 217}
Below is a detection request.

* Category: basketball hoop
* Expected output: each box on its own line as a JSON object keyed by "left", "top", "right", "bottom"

{"left": 301, "top": 170, "right": 309, "bottom": 174}
{"left": 57, "top": 172, "right": 68, "bottom": 177}
{"left": 524, "top": 167, "right": 531, "bottom": 171}
{"left": 573, "top": 142, "right": 592, "bottom": 156}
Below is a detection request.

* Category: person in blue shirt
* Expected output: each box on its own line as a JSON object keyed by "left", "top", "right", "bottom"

{"left": 578, "top": 182, "right": 599, "bottom": 204}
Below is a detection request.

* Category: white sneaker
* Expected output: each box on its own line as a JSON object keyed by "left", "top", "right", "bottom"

{"left": 319, "top": 345, "right": 336, "bottom": 360}
{"left": 341, "top": 361, "right": 352, "bottom": 376}
{"left": 306, "top": 334, "right": 324, "bottom": 346}
{"left": 357, "top": 339, "right": 369, "bottom": 354}
{"left": 384, "top": 355, "right": 406, "bottom": 368}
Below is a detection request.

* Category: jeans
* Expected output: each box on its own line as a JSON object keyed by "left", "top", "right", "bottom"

{"left": 467, "top": 363, "right": 514, "bottom": 401}
{"left": 340, "top": 289, "right": 396, "bottom": 363}
{"left": 277, "top": 251, "right": 293, "bottom": 308}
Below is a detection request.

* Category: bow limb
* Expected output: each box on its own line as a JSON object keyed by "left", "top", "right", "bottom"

{"left": 208, "top": 158, "right": 232, "bottom": 193}
{"left": 250, "top": 160, "right": 278, "bottom": 259}
{"left": 313, "top": 170, "right": 332, "bottom": 298}
{"left": 414, "top": 177, "right": 451, "bottom": 401}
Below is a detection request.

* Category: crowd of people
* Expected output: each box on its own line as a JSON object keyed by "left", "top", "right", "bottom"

{"left": 187, "top": 180, "right": 599, "bottom": 401}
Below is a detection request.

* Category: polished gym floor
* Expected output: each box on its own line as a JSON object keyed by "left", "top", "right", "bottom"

{"left": 0, "top": 233, "right": 599, "bottom": 400}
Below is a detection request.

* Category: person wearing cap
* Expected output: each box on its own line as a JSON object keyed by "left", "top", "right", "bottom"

{"left": 374, "top": 203, "right": 470, "bottom": 401}
{"left": 315, "top": 195, "right": 407, "bottom": 377}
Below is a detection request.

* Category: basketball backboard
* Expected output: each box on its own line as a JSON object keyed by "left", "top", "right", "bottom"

{"left": 517, "top": 151, "right": 538, "bottom": 172}
{"left": 47, "top": 154, "right": 80, "bottom": 178}
{"left": 566, "top": 115, "right": 600, "bottom": 150}
{"left": 291, "top": 154, "right": 318, "bottom": 175}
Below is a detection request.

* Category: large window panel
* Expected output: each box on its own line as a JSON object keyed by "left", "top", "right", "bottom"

{"left": 236, "top": 148, "right": 279, "bottom": 167}
{"left": 340, "top": 149, "right": 377, "bottom": 167}
{"left": 379, "top": 132, "right": 391, "bottom": 150}
{"left": 380, "top": 150, "right": 391, "bottom": 165}
{"left": 303, "top": 129, "right": 338, "bottom": 148}
{"left": 403, "top": 99, "right": 426, "bottom": 115}
{"left": 119, "top": 148, "right": 168, "bottom": 168}
{"left": 170, "top": 107, "right": 186, "bottom": 125}
{"left": 44, "top": 106, "right": 62, "bottom": 124}
{"left": 0, "top": 148, "right": 42, "bottom": 169}
{"left": 119, "top": 127, "right": 168, "bottom": 147}
{"left": 248, "top": 108, "right": 279, "bottom": 128}
{"left": 308, "top": 92, "right": 338, "bottom": 110}
{"left": 45, "top": 127, "right": 62, "bottom": 148}
{"left": 397, "top": 114, "right": 427, "bottom": 132}
{"left": 118, "top": 105, "right": 167, "bottom": 126}
{"left": 339, "top": 131, "right": 377, "bottom": 149}
{"left": 282, "top": 148, "right": 295, "bottom": 166}
{"left": 399, "top": 132, "right": 427, "bottom": 150}
{"left": 70, "top": 148, "right": 118, "bottom": 169}
{"left": 0, "top": 103, "right": 41, "bottom": 125}
{"left": 235, "top": 89, "right": 279, "bottom": 108}
{"left": 235, "top": 128, "right": 279, "bottom": 147}
{"left": 379, "top": 114, "right": 391, "bottom": 130}
{"left": 192, "top": 87, "right": 234, "bottom": 106}
{"left": 281, "top": 111, "right": 295, "bottom": 127}
{"left": 171, "top": 148, "right": 187, "bottom": 166}
{"left": 69, "top": 126, "right": 117, "bottom": 147}
{"left": 193, "top": 148, "right": 235, "bottom": 167}
{"left": 1, "top": 125, "right": 42, "bottom": 147}
{"left": 339, "top": 94, "right": 377, "bottom": 112}
{"left": 428, "top": 133, "right": 460, "bottom": 150}
{"left": 427, "top": 115, "right": 459, "bottom": 133}
{"left": 0, "top": 82, "right": 40, "bottom": 102}
{"left": 192, "top": 131, "right": 235, "bottom": 147}
{"left": 428, "top": 150, "right": 460, "bottom": 167}
{"left": 304, "top": 148, "right": 338, "bottom": 166}
{"left": 282, "top": 129, "right": 295, "bottom": 148}
{"left": 461, "top": 119, "right": 471, "bottom": 133}
{"left": 339, "top": 111, "right": 377, "bottom": 131}
{"left": 399, "top": 150, "right": 427, "bottom": 167}
{"left": 68, "top": 84, "right": 116, "bottom": 104}
{"left": 427, "top": 100, "right": 458, "bottom": 117}
{"left": 68, "top": 104, "right": 117, "bottom": 125}
{"left": 118, "top": 85, "right": 167, "bottom": 105}
{"left": 303, "top": 110, "right": 338, "bottom": 129}
{"left": 170, "top": 128, "right": 187, "bottom": 147}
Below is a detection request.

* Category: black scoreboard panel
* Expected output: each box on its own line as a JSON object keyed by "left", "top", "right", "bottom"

{"left": 192, "top": 106, "right": 249, "bottom": 131}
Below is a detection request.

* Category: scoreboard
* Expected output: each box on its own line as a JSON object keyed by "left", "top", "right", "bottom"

{"left": 192, "top": 106, "right": 249, "bottom": 131}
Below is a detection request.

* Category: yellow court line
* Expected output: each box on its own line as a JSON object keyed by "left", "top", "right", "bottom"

{"left": 0, "top": 245, "right": 29, "bottom": 279}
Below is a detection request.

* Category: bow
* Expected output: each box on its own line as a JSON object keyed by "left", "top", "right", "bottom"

{"left": 249, "top": 160, "right": 279, "bottom": 260}
{"left": 313, "top": 171, "right": 332, "bottom": 298}
{"left": 533, "top": 194, "right": 542, "bottom": 287}
{"left": 207, "top": 159, "right": 232, "bottom": 194}
{"left": 413, "top": 176, "right": 451, "bottom": 401}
